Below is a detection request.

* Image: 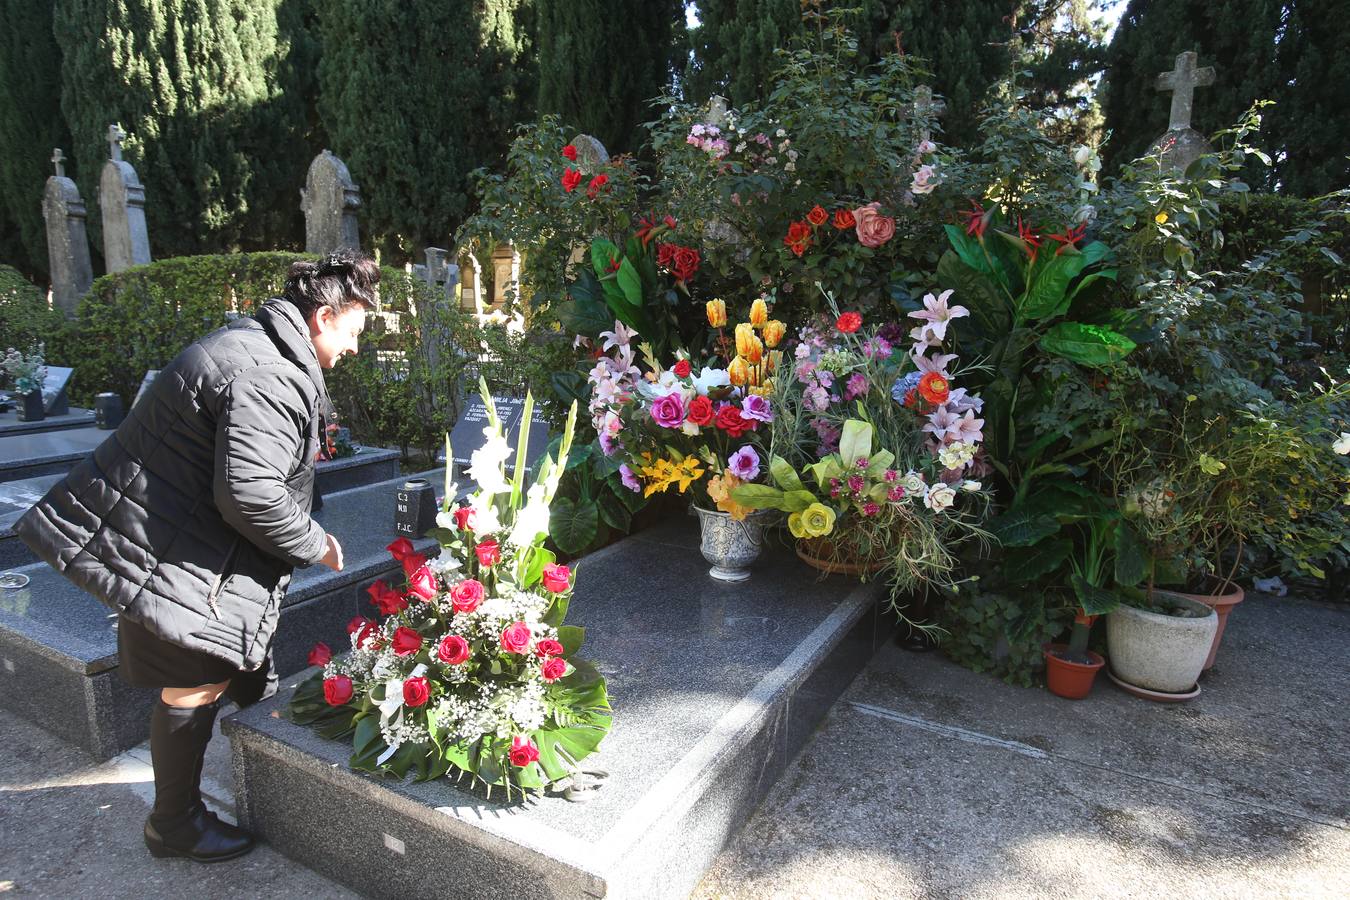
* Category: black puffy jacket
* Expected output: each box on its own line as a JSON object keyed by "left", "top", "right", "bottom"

{"left": 16, "top": 299, "right": 330, "bottom": 670}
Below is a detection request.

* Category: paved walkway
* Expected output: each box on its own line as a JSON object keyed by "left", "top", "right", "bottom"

{"left": 1, "top": 591, "right": 1345, "bottom": 898}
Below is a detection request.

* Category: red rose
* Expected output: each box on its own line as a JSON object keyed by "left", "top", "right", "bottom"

{"left": 346, "top": 615, "right": 379, "bottom": 649}
{"left": 686, "top": 395, "right": 714, "bottom": 426}
{"left": 671, "top": 246, "right": 700, "bottom": 282}
{"left": 535, "top": 638, "right": 565, "bottom": 658}
{"left": 586, "top": 173, "right": 609, "bottom": 199}
{"left": 833, "top": 208, "right": 856, "bottom": 229}
{"left": 401, "top": 552, "right": 427, "bottom": 578}
{"left": 406, "top": 566, "right": 439, "bottom": 601}
{"left": 509, "top": 735, "right": 539, "bottom": 767}
{"left": 391, "top": 626, "right": 423, "bottom": 657}
{"left": 783, "top": 220, "right": 813, "bottom": 257}
{"left": 541, "top": 658, "right": 568, "bottom": 682}
{"left": 450, "top": 578, "right": 485, "bottom": 614}
{"left": 323, "top": 675, "right": 353, "bottom": 706}
{"left": 562, "top": 168, "right": 582, "bottom": 193}
{"left": 715, "top": 404, "right": 753, "bottom": 438}
{"left": 366, "top": 580, "right": 406, "bottom": 616}
{"left": 437, "top": 634, "right": 471, "bottom": 666}
{"left": 307, "top": 642, "right": 332, "bottom": 667}
{"left": 806, "top": 204, "right": 829, "bottom": 227}
{"left": 673, "top": 359, "right": 691, "bottom": 378}
{"left": 836, "top": 311, "right": 863, "bottom": 333}
{"left": 475, "top": 539, "right": 501, "bottom": 567}
{"left": 347, "top": 615, "right": 370, "bottom": 634}
{"left": 386, "top": 538, "right": 414, "bottom": 562}
{"left": 500, "top": 621, "right": 532, "bottom": 655}
{"left": 561, "top": 144, "right": 578, "bottom": 161}
{"left": 656, "top": 243, "right": 676, "bottom": 268}
{"left": 541, "top": 563, "right": 571, "bottom": 593}
{"left": 452, "top": 506, "right": 476, "bottom": 531}
{"left": 402, "top": 676, "right": 430, "bottom": 708}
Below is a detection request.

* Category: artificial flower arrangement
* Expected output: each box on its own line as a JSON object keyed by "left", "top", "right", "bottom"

{"left": 585, "top": 299, "right": 785, "bottom": 518}
{"left": 290, "top": 382, "right": 611, "bottom": 799}
{"left": 732, "top": 291, "right": 991, "bottom": 603}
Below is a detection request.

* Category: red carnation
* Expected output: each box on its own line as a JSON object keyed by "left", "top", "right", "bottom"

{"left": 673, "top": 359, "right": 691, "bottom": 378}
{"left": 586, "top": 174, "right": 609, "bottom": 199}
{"left": 307, "top": 642, "right": 332, "bottom": 667}
{"left": 437, "top": 634, "right": 471, "bottom": 666}
{"left": 323, "top": 675, "right": 353, "bottom": 706}
{"left": 541, "top": 657, "right": 568, "bottom": 683}
{"left": 686, "top": 395, "right": 714, "bottom": 426}
{"left": 672, "top": 246, "right": 700, "bottom": 282}
{"left": 402, "top": 676, "right": 430, "bottom": 708}
{"left": 509, "top": 735, "right": 539, "bottom": 768}
{"left": 535, "top": 638, "right": 565, "bottom": 658}
{"left": 562, "top": 168, "right": 582, "bottom": 193}
{"left": 806, "top": 205, "right": 829, "bottom": 227}
{"left": 833, "top": 208, "right": 856, "bottom": 230}
{"left": 475, "top": 539, "right": 501, "bottom": 567}
{"left": 386, "top": 538, "right": 415, "bottom": 562}
{"left": 450, "top": 578, "right": 485, "bottom": 614}
{"left": 391, "top": 626, "right": 423, "bottom": 657}
{"left": 541, "top": 563, "right": 571, "bottom": 594}
{"left": 500, "top": 621, "right": 532, "bottom": 655}
{"left": 561, "top": 144, "right": 578, "bottom": 161}
{"left": 836, "top": 311, "right": 863, "bottom": 334}
{"left": 784, "top": 220, "right": 813, "bottom": 257}
{"left": 366, "top": 580, "right": 407, "bottom": 616}
{"left": 452, "top": 506, "right": 476, "bottom": 531}
{"left": 406, "top": 566, "right": 439, "bottom": 601}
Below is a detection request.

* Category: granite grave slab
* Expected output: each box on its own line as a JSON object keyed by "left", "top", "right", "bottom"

{"left": 0, "top": 469, "right": 453, "bottom": 758}
{"left": 0, "top": 405, "right": 97, "bottom": 438}
{"left": 224, "top": 520, "right": 891, "bottom": 900}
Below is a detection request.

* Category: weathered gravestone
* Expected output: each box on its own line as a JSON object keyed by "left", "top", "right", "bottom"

{"left": 1149, "top": 51, "right": 1216, "bottom": 171}
{"left": 99, "top": 124, "right": 152, "bottom": 273}
{"left": 42, "top": 149, "right": 94, "bottom": 316}
{"left": 911, "top": 85, "right": 946, "bottom": 147}
{"left": 301, "top": 150, "right": 362, "bottom": 255}
{"left": 570, "top": 133, "right": 610, "bottom": 170}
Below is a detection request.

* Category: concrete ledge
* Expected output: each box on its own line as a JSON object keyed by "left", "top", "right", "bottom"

{"left": 225, "top": 525, "right": 889, "bottom": 899}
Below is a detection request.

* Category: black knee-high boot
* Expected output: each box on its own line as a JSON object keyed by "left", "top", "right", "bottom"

{"left": 143, "top": 699, "right": 255, "bottom": 862}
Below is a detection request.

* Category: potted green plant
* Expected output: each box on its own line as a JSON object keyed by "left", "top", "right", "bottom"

{"left": 2, "top": 344, "right": 47, "bottom": 422}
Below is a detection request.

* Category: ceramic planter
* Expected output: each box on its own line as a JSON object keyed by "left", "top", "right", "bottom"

{"left": 795, "top": 536, "right": 886, "bottom": 576}
{"left": 17, "top": 389, "right": 44, "bottom": 422}
{"left": 1043, "top": 643, "right": 1105, "bottom": 700}
{"left": 694, "top": 506, "right": 767, "bottom": 583}
{"left": 1106, "top": 592, "right": 1217, "bottom": 696}
{"left": 1170, "top": 583, "right": 1244, "bottom": 671}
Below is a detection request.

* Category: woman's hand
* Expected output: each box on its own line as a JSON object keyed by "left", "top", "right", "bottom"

{"left": 319, "top": 533, "right": 344, "bottom": 571}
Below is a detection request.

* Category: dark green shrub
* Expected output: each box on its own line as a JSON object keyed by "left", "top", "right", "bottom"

{"left": 937, "top": 589, "right": 1073, "bottom": 688}
{"left": 0, "top": 265, "right": 72, "bottom": 386}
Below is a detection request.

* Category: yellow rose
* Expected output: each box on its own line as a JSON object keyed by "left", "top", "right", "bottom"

{"left": 749, "top": 298, "right": 769, "bottom": 327}
{"left": 788, "top": 511, "right": 806, "bottom": 538}
{"left": 762, "top": 320, "right": 787, "bottom": 348}
{"left": 728, "top": 356, "right": 750, "bottom": 386}
{"left": 706, "top": 299, "right": 727, "bottom": 328}
{"left": 800, "top": 502, "right": 836, "bottom": 538}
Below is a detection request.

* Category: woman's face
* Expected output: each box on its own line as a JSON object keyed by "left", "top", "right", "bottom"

{"left": 308, "top": 303, "right": 366, "bottom": 368}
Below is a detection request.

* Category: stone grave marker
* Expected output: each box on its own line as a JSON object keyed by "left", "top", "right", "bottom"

{"left": 911, "top": 85, "right": 946, "bottom": 146}
{"left": 99, "top": 124, "right": 152, "bottom": 273}
{"left": 447, "top": 394, "right": 550, "bottom": 474}
{"left": 1149, "top": 50, "right": 1216, "bottom": 171}
{"left": 42, "top": 149, "right": 94, "bottom": 316}
{"left": 301, "top": 149, "right": 361, "bottom": 255}
{"left": 570, "top": 133, "right": 610, "bottom": 170}
{"left": 39, "top": 367, "right": 72, "bottom": 416}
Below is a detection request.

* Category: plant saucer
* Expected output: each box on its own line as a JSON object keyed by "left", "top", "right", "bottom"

{"left": 1106, "top": 668, "right": 1200, "bottom": 702}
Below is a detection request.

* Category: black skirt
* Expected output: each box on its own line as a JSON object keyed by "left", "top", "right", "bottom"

{"left": 117, "top": 615, "right": 276, "bottom": 705}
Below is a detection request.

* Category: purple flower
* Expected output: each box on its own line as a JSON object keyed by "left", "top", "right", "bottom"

{"left": 598, "top": 431, "right": 621, "bottom": 457}
{"left": 727, "top": 446, "right": 761, "bottom": 481}
{"left": 863, "top": 501, "right": 881, "bottom": 517}
{"left": 845, "top": 372, "right": 869, "bottom": 400}
{"left": 741, "top": 395, "right": 774, "bottom": 423}
{"left": 847, "top": 475, "right": 864, "bottom": 493}
{"left": 650, "top": 392, "right": 685, "bottom": 429}
{"left": 619, "top": 464, "right": 641, "bottom": 493}
{"left": 864, "top": 336, "right": 893, "bottom": 360}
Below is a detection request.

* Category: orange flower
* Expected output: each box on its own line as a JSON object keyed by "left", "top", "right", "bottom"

{"left": 706, "top": 299, "right": 727, "bottom": 328}
{"left": 784, "top": 221, "right": 813, "bottom": 257}
{"left": 728, "top": 356, "right": 750, "bottom": 386}
{"left": 833, "top": 208, "right": 856, "bottom": 229}
{"left": 761, "top": 320, "right": 787, "bottom": 348}
{"left": 749, "top": 297, "right": 769, "bottom": 327}
{"left": 806, "top": 205, "right": 828, "bottom": 227}
{"left": 735, "top": 323, "right": 764, "bottom": 364}
{"left": 918, "top": 371, "right": 950, "bottom": 404}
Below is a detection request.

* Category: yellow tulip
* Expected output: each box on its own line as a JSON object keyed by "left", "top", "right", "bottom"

{"left": 766, "top": 350, "right": 783, "bottom": 374}
{"left": 762, "top": 319, "right": 787, "bottom": 348}
{"left": 749, "top": 298, "right": 769, "bottom": 327}
{"left": 728, "top": 356, "right": 750, "bottom": 386}
{"left": 706, "top": 299, "right": 727, "bottom": 328}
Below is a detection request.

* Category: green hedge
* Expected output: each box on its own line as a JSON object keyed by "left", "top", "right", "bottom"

{"left": 0, "top": 265, "right": 71, "bottom": 388}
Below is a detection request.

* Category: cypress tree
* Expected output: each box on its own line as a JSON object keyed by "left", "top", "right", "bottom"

{"left": 535, "top": 0, "right": 684, "bottom": 155}
{"left": 0, "top": 0, "right": 72, "bottom": 276}
{"left": 683, "top": 0, "right": 803, "bottom": 107}
{"left": 1271, "top": 0, "right": 1350, "bottom": 196}
{"left": 316, "top": 1, "right": 534, "bottom": 259}
{"left": 53, "top": 0, "right": 316, "bottom": 260}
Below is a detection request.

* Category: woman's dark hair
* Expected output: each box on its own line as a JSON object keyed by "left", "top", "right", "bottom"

{"left": 282, "top": 249, "right": 380, "bottom": 318}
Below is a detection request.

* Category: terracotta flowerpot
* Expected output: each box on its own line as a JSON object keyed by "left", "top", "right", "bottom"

{"left": 1170, "top": 583, "right": 1244, "bottom": 671}
{"left": 1043, "top": 643, "right": 1105, "bottom": 700}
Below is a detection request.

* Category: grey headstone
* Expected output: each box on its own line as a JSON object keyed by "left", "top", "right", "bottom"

{"left": 300, "top": 149, "right": 361, "bottom": 255}
{"left": 1148, "top": 51, "right": 1216, "bottom": 171}
{"left": 569, "top": 133, "right": 609, "bottom": 170}
{"left": 40, "top": 366, "right": 72, "bottom": 415}
{"left": 706, "top": 94, "right": 730, "bottom": 128}
{"left": 42, "top": 149, "right": 94, "bottom": 316}
{"left": 911, "top": 85, "right": 946, "bottom": 145}
{"left": 447, "top": 395, "right": 548, "bottom": 473}
{"left": 98, "top": 124, "right": 152, "bottom": 273}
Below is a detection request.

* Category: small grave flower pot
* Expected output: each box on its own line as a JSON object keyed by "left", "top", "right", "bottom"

{"left": 17, "top": 389, "right": 44, "bottom": 422}
{"left": 1106, "top": 592, "right": 1217, "bottom": 699}
{"left": 1043, "top": 643, "right": 1105, "bottom": 699}
{"left": 695, "top": 506, "right": 768, "bottom": 583}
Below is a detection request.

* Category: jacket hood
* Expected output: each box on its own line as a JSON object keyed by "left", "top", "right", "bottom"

{"left": 254, "top": 298, "right": 334, "bottom": 421}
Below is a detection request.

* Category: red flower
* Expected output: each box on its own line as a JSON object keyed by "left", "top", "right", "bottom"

{"left": 663, "top": 214, "right": 677, "bottom": 228}
{"left": 500, "top": 621, "right": 532, "bottom": 655}
{"left": 346, "top": 615, "right": 379, "bottom": 649}
{"left": 605, "top": 255, "right": 621, "bottom": 274}
{"left": 673, "top": 359, "right": 691, "bottom": 378}
{"left": 806, "top": 205, "right": 829, "bottom": 227}
{"left": 437, "top": 634, "right": 471, "bottom": 666}
{"left": 784, "top": 220, "right": 813, "bottom": 257}
{"left": 586, "top": 174, "right": 609, "bottom": 199}
{"left": 542, "top": 563, "right": 571, "bottom": 593}
{"left": 391, "top": 626, "right": 423, "bottom": 657}
{"left": 509, "top": 735, "right": 539, "bottom": 767}
{"left": 452, "top": 506, "right": 476, "bottom": 531}
{"left": 656, "top": 242, "right": 677, "bottom": 267}
{"left": 403, "top": 676, "right": 430, "bottom": 708}
{"left": 1016, "top": 216, "right": 1042, "bottom": 262}
{"left": 836, "top": 311, "right": 863, "bottom": 334}
{"left": 958, "top": 200, "right": 989, "bottom": 238}
{"left": 687, "top": 395, "right": 714, "bottom": 426}
{"left": 386, "top": 538, "right": 414, "bottom": 562}
{"left": 366, "top": 580, "right": 407, "bottom": 615}
{"left": 535, "top": 638, "right": 565, "bottom": 658}
{"left": 323, "top": 675, "right": 353, "bottom": 706}
{"left": 562, "top": 168, "right": 582, "bottom": 193}
{"left": 1048, "top": 222, "right": 1088, "bottom": 255}
{"left": 561, "top": 144, "right": 578, "bottom": 161}
{"left": 832, "top": 208, "right": 856, "bottom": 230}
{"left": 450, "top": 578, "right": 485, "bottom": 614}
{"left": 715, "top": 404, "right": 753, "bottom": 438}
{"left": 346, "top": 615, "right": 371, "bottom": 635}
{"left": 541, "top": 658, "right": 568, "bottom": 683}
{"left": 475, "top": 539, "right": 501, "bottom": 567}
{"left": 406, "top": 565, "right": 439, "bottom": 601}
{"left": 918, "top": 371, "right": 950, "bottom": 405}
{"left": 903, "top": 387, "right": 923, "bottom": 410}
{"left": 401, "top": 552, "right": 427, "bottom": 578}
{"left": 672, "top": 246, "right": 700, "bottom": 282}
{"left": 307, "top": 642, "right": 332, "bottom": 667}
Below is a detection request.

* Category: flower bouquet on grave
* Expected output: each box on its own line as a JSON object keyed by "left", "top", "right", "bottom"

{"left": 289, "top": 380, "right": 611, "bottom": 799}
{"left": 585, "top": 305, "right": 780, "bottom": 580}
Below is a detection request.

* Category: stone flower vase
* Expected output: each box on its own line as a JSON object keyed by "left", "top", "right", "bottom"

{"left": 694, "top": 506, "right": 767, "bottom": 583}
{"left": 17, "top": 389, "right": 44, "bottom": 422}
{"left": 1106, "top": 592, "right": 1217, "bottom": 698}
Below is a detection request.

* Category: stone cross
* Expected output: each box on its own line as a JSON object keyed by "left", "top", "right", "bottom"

{"left": 1156, "top": 51, "right": 1215, "bottom": 132}
{"left": 43, "top": 148, "right": 94, "bottom": 315}
{"left": 300, "top": 149, "right": 361, "bottom": 255}
{"left": 569, "top": 134, "right": 609, "bottom": 171}
{"left": 99, "top": 123, "right": 152, "bottom": 273}
{"left": 911, "top": 86, "right": 945, "bottom": 145}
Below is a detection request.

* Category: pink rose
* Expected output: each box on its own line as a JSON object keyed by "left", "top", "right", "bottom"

{"left": 437, "top": 634, "right": 471, "bottom": 665}
{"left": 450, "top": 578, "right": 485, "bottom": 614}
{"left": 406, "top": 566, "right": 439, "bottom": 601}
{"left": 650, "top": 392, "right": 685, "bottom": 429}
{"left": 500, "top": 621, "right": 532, "bottom": 655}
{"left": 541, "top": 657, "right": 568, "bottom": 682}
{"left": 541, "top": 564, "right": 571, "bottom": 593}
{"left": 853, "top": 202, "right": 896, "bottom": 248}
{"left": 534, "top": 638, "right": 565, "bottom": 658}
